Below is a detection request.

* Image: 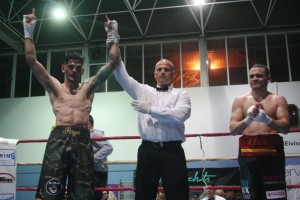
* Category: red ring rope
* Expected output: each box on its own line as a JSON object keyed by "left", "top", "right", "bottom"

{"left": 16, "top": 184, "right": 300, "bottom": 192}
{"left": 13, "top": 128, "right": 300, "bottom": 193}
{"left": 17, "top": 128, "right": 300, "bottom": 143}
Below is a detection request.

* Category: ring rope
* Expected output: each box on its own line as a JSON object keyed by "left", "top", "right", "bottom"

{"left": 14, "top": 128, "right": 300, "bottom": 193}
{"left": 16, "top": 184, "right": 300, "bottom": 192}
{"left": 15, "top": 154, "right": 300, "bottom": 166}
{"left": 16, "top": 128, "right": 300, "bottom": 143}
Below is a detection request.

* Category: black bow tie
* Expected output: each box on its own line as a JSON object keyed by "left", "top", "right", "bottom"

{"left": 156, "top": 86, "right": 169, "bottom": 91}
{"left": 208, "top": 198, "right": 214, "bottom": 200}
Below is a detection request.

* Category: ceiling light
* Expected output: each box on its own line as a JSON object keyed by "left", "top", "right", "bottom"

{"left": 52, "top": 7, "right": 67, "bottom": 20}
{"left": 193, "top": 0, "right": 206, "bottom": 5}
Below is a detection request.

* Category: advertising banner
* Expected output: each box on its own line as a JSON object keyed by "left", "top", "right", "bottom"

{"left": 188, "top": 166, "right": 300, "bottom": 199}
{"left": 283, "top": 133, "right": 300, "bottom": 154}
{"left": 286, "top": 165, "right": 300, "bottom": 200}
{"left": 187, "top": 167, "right": 240, "bottom": 186}
{"left": 0, "top": 138, "right": 18, "bottom": 200}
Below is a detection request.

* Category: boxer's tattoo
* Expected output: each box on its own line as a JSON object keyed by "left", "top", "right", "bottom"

{"left": 93, "top": 63, "right": 112, "bottom": 86}
{"left": 109, "top": 53, "right": 121, "bottom": 66}
{"left": 92, "top": 54, "right": 120, "bottom": 87}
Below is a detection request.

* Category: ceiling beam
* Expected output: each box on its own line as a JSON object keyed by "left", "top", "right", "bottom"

{"left": 0, "top": 18, "right": 23, "bottom": 52}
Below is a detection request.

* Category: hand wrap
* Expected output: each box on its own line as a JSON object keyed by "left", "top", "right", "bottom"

{"left": 254, "top": 109, "right": 272, "bottom": 125}
{"left": 104, "top": 20, "right": 119, "bottom": 48}
{"left": 23, "top": 15, "right": 37, "bottom": 39}
{"left": 244, "top": 105, "right": 259, "bottom": 125}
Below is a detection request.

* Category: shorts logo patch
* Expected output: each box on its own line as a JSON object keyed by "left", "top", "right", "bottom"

{"left": 241, "top": 179, "right": 250, "bottom": 199}
{"left": 45, "top": 178, "right": 62, "bottom": 195}
{"left": 266, "top": 190, "right": 286, "bottom": 199}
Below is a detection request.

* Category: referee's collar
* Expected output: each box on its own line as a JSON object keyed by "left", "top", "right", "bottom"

{"left": 155, "top": 84, "right": 173, "bottom": 92}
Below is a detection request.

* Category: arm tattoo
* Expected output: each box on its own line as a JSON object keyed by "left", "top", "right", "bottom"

{"left": 92, "top": 53, "right": 120, "bottom": 88}
{"left": 109, "top": 52, "right": 121, "bottom": 67}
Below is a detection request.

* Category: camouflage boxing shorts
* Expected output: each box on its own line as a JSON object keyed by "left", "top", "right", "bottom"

{"left": 35, "top": 126, "right": 94, "bottom": 200}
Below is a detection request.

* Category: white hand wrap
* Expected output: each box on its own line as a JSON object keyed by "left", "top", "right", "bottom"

{"left": 243, "top": 105, "right": 256, "bottom": 125}
{"left": 254, "top": 109, "right": 272, "bottom": 125}
{"left": 105, "top": 20, "right": 119, "bottom": 48}
{"left": 23, "top": 15, "right": 37, "bottom": 39}
{"left": 131, "top": 100, "right": 152, "bottom": 114}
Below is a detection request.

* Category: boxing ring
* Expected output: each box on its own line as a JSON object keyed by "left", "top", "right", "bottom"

{"left": 10, "top": 128, "right": 300, "bottom": 199}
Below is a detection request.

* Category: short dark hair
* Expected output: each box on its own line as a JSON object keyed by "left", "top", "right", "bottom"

{"left": 64, "top": 52, "right": 85, "bottom": 64}
{"left": 250, "top": 64, "right": 270, "bottom": 77}
{"left": 89, "top": 115, "right": 94, "bottom": 127}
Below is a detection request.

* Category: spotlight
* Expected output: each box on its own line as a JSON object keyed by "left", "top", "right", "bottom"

{"left": 193, "top": 0, "right": 205, "bottom": 5}
{"left": 52, "top": 7, "right": 67, "bottom": 20}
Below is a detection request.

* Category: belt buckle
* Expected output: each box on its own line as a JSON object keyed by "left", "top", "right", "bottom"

{"left": 153, "top": 142, "right": 163, "bottom": 148}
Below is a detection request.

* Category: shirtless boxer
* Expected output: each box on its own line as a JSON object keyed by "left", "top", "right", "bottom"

{"left": 230, "top": 64, "right": 290, "bottom": 200}
{"left": 23, "top": 9, "right": 120, "bottom": 199}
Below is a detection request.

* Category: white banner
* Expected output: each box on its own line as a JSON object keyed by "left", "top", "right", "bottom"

{"left": 286, "top": 165, "right": 300, "bottom": 200}
{"left": 0, "top": 138, "right": 18, "bottom": 200}
{"left": 283, "top": 133, "right": 300, "bottom": 154}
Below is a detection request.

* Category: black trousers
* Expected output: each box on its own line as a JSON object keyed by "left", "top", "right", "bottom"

{"left": 134, "top": 140, "right": 190, "bottom": 200}
{"left": 94, "top": 171, "right": 108, "bottom": 200}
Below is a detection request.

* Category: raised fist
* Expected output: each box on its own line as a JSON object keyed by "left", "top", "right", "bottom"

{"left": 104, "top": 16, "right": 119, "bottom": 48}
{"left": 23, "top": 8, "right": 37, "bottom": 39}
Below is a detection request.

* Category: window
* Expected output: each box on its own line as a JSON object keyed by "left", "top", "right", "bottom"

{"left": 31, "top": 53, "right": 47, "bottom": 96}
{"left": 50, "top": 51, "right": 65, "bottom": 83}
{"left": 207, "top": 38, "right": 227, "bottom": 86}
{"left": 228, "top": 37, "right": 247, "bottom": 85}
{"left": 267, "top": 34, "right": 289, "bottom": 82}
{"left": 162, "top": 42, "right": 181, "bottom": 87}
{"left": 144, "top": 43, "right": 161, "bottom": 87}
{"left": 89, "top": 46, "right": 106, "bottom": 64}
{"left": 181, "top": 41, "right": 200, "bottom": 88}
{"left": 287, "top": 33, "right": 300, "bottom": 81}
{"left": 247, "top": 35, "right": 267, "bottom": 68}
{"left": 126, "top": 45, "right": 143, "bottom": 84}
{"left": 0, "top": 55, "right": 13, "bottom": 98}
{"left": 15, "top": 55, "right": 30, "bottom": 97}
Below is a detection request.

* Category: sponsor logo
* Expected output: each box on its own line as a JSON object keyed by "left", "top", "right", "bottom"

{"left": 0, "top": 149, "right": 16, "bottom": 166}
{"left": 63, "top": 127, "right": 81, "bottom": 136}
{"left": 46, "top": 178, "right": 63, "bottom": 195}
{"left": 266, "top": 190, "right": 286, "bottom": 199}
{"left": 0, "top": 152, "right": 15, "bottom": 160}
{"left": 284, "top": 140, "right": 300, "bottom": 146}
{"left": 188, "top": 171, "right": 217, "bottom": 184}
{"left": 285, "top": 166, "right": 300, "bottom": 184}
{"left": 0, "top": 193, "right": 14, "bottom": 200}
{"left": 0, "top": 173, "right": 15, "bottom": 183}
{"left": 241, "top": 179, "right": 250, "bottom": 199}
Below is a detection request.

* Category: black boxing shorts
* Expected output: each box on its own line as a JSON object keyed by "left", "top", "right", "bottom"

{"left": 238, "top": 135, "right": 287, "bottom": 200}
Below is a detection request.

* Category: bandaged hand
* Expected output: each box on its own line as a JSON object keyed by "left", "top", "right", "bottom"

{"left": 131, "top": 100, "right": 152, "bottom": 114}
{"left": 23, "top": 8, "right": 37, "bottom": 39}
{"left": 104, "top": 16, "right": 119, "bottom": 48}
{"left": 254, "top": 109, "right": 272, "bottom": 125}
{"left": 244, "top": 104, "right": 260, "bottom": 125}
